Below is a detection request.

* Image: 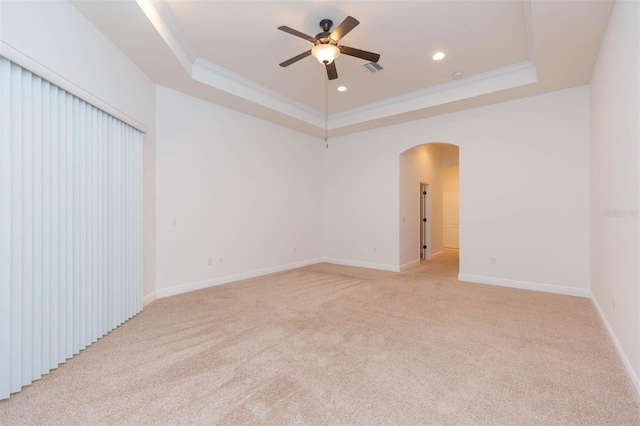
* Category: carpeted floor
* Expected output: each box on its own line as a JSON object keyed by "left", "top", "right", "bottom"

{"left": 1, "top": 250, "right": 638, "bottom": 425}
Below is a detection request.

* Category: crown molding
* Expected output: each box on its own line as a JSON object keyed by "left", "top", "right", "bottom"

{"left": 134, "top": 0, "right": 196, "bottom": 74}
{"left": 192, "top": 57, "right": 325, "bottom": 127}
{"left": 135, "top": 0, "right": 538, "bottom": 132}
{"left": 135, "top": 0, "right": 324, "bottom": 127}
{"left": 523, "top": 0, "right": 536, "bottom": 64}
{"left": 329, "top": 61, "right": 537, "bottom": 129}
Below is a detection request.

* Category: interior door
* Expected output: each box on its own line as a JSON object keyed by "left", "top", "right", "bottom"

{"left": 443, "top": 192, "right": 459, "bottom": 248}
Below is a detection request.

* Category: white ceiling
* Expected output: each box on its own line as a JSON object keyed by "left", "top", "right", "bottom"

{"left": 71, "top": 0, "right": 614, "bottom": 137}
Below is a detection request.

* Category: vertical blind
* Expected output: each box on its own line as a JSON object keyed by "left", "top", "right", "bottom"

{"left": 0, "top": 56, "right": 143, "bottom": 399}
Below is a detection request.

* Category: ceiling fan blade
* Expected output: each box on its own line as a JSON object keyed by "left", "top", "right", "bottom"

{"left": 329, "top": 16, "right": 359, "bottom": 42}
{"left": 339, "top": 45, "right": 381, "bottom": 63}
{"left": 279, "top": 50, "right": 312, "bottom": 67}
{"left": 277, "top": 26, "right": 317, "bottom": 43}
{"left": 326, "top": 61, "right": 338, "bottom": 80}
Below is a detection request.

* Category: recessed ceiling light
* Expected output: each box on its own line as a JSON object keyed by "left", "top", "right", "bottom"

{"left": 432, "top": 52, "right": 445, "bottom": 61}
{"left": 452, "top": 71, "right": 463, "bottom": 79}
{"left": 337, "top": 86, "right": 347, "bottom": 92}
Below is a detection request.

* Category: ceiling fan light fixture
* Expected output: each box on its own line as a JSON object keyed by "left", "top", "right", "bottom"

{"left": 312, "top": 44, "right": 341, "bottom": 64}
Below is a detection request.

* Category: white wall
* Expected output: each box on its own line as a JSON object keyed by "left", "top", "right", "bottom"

{"left": 0, "top": 0, "right": 157, "bottom": 300}
{"left": 590, "top": 0, "right": 640, "bottom": 392}
{"left": 155, "top": 86, "right": 323, "bottom": 296}
{"left": 322, "top": 133, "right": 397, "bottom": 271}
{"left": 442, "top": 146, "right": 460, "bottom": 171}
{"left": 324, "top": 86, "right": 590, "bottom": 294}
{"left": 442, "top": 148, "right": 460, "bottom": 249}
{"left": 443, "top": 165, "right": 460, "bottom": 193}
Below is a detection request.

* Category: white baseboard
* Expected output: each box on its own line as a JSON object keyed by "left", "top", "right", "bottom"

{"left": 142, "top": 291, "right": 157, "bottom": 307}
{"left": 431, "top": 251, "right": 444, "bottom": 258}
{"left": 399, "top": 259, "right": 420, "bottom": 272}
{"left": 156, "top": 258, "right": 323, "bottom": 299}
{"left": 591, "top": 296, "right": 640, "bottom": 399}
{"left": 322, "top": 257, "right": 400, "bottom": 272}
{"left": 457, "top": 273, "right": 591, "bottom": 298}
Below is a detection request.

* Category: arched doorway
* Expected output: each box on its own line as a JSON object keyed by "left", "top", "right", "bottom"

{"left": 399, "top": 143, "right": 459, "bottom": 271}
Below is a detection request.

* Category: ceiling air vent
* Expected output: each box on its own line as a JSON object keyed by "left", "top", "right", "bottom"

{"left": 363, "top": 62, "right": 383, "bottom": 73}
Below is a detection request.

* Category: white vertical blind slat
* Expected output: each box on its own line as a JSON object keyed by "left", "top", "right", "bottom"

{"left": 72, "top": 96, "right": 79, "bottom": 356}
{"left": 59, "top": 88, "right": 69, "bottom": 364}
{"left": 99, "top": 112, "right": 105, "bottom": 336}
{"left": 21, "top": 66, "right": 34, "bottom": 386}
{"left": 41, "top": 80, "right": 52, "bottom": 375}
{"left": 50, "top": 85, "right": 60, "bottom": 370}
{"left": 127, "top": 126, "right": 132, "bottom": 318}
{"left": 138, "top": 131, "right": 143, "bottom": 311}
{"left": 65, "top": 90, "right": 74, "bottom": 362}
{"left": 10, "top": 62, "right": 24, "bottom": 394}
{"left": 0, "top": 57, "right": 143, "bottom": 400}
{"left": 117, "top": 121, "right": 122, "bottom": 327}
{"left": 0, "top": 55, "right": 12, "bottom": 398}
{"left": 108, "top": 117, "right": 115, "bottom": 331}
{"left": 32, "top": 74, "right": 43, "bottom": 382}
{"left": 79, "top": 100, "right": 87, "bottom": 352}
{"left": 90, "top": 106, "right": 97, "bottom": 344}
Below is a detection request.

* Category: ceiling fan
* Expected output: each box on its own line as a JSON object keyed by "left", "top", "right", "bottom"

{"left": 278, "top": 16, "right": 381, "bottom": 80}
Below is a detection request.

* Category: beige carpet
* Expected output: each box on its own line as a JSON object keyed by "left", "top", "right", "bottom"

{"left": 1, "top": 250, "right": 638, "bottom": 425}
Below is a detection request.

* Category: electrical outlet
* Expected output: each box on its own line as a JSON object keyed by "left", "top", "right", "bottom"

{"left": 219, "top": 257, "right": 223, "bottom": 264}
{"left": 491, "top": 257, "right": 497, "bottom": 265}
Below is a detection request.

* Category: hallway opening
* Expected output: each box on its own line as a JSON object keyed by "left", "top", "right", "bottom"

{"left": 399, "top": 143, "right": 459, "bottom": 272}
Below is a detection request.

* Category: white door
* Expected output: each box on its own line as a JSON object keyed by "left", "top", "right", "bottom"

{"left": 443, "top": 192, "right": 459, "bottom": 248}
{"left": 421, "top": 184, "right": 431, "bottom": 259}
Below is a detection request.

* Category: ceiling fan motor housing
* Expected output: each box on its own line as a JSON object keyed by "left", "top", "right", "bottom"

{"left": 316, "top": 19, "right": 338, "bottom": 45}
{"left": 319, "top": 19, "right": 333, "bottom": 32}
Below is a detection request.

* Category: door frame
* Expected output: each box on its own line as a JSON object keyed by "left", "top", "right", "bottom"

{"left": 421, "top": 182, "right": 431, "bottom": 260}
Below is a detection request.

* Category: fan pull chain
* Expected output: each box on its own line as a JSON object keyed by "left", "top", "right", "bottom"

{"left": 325, "top": 76, "right": 329, "bottom": 149}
